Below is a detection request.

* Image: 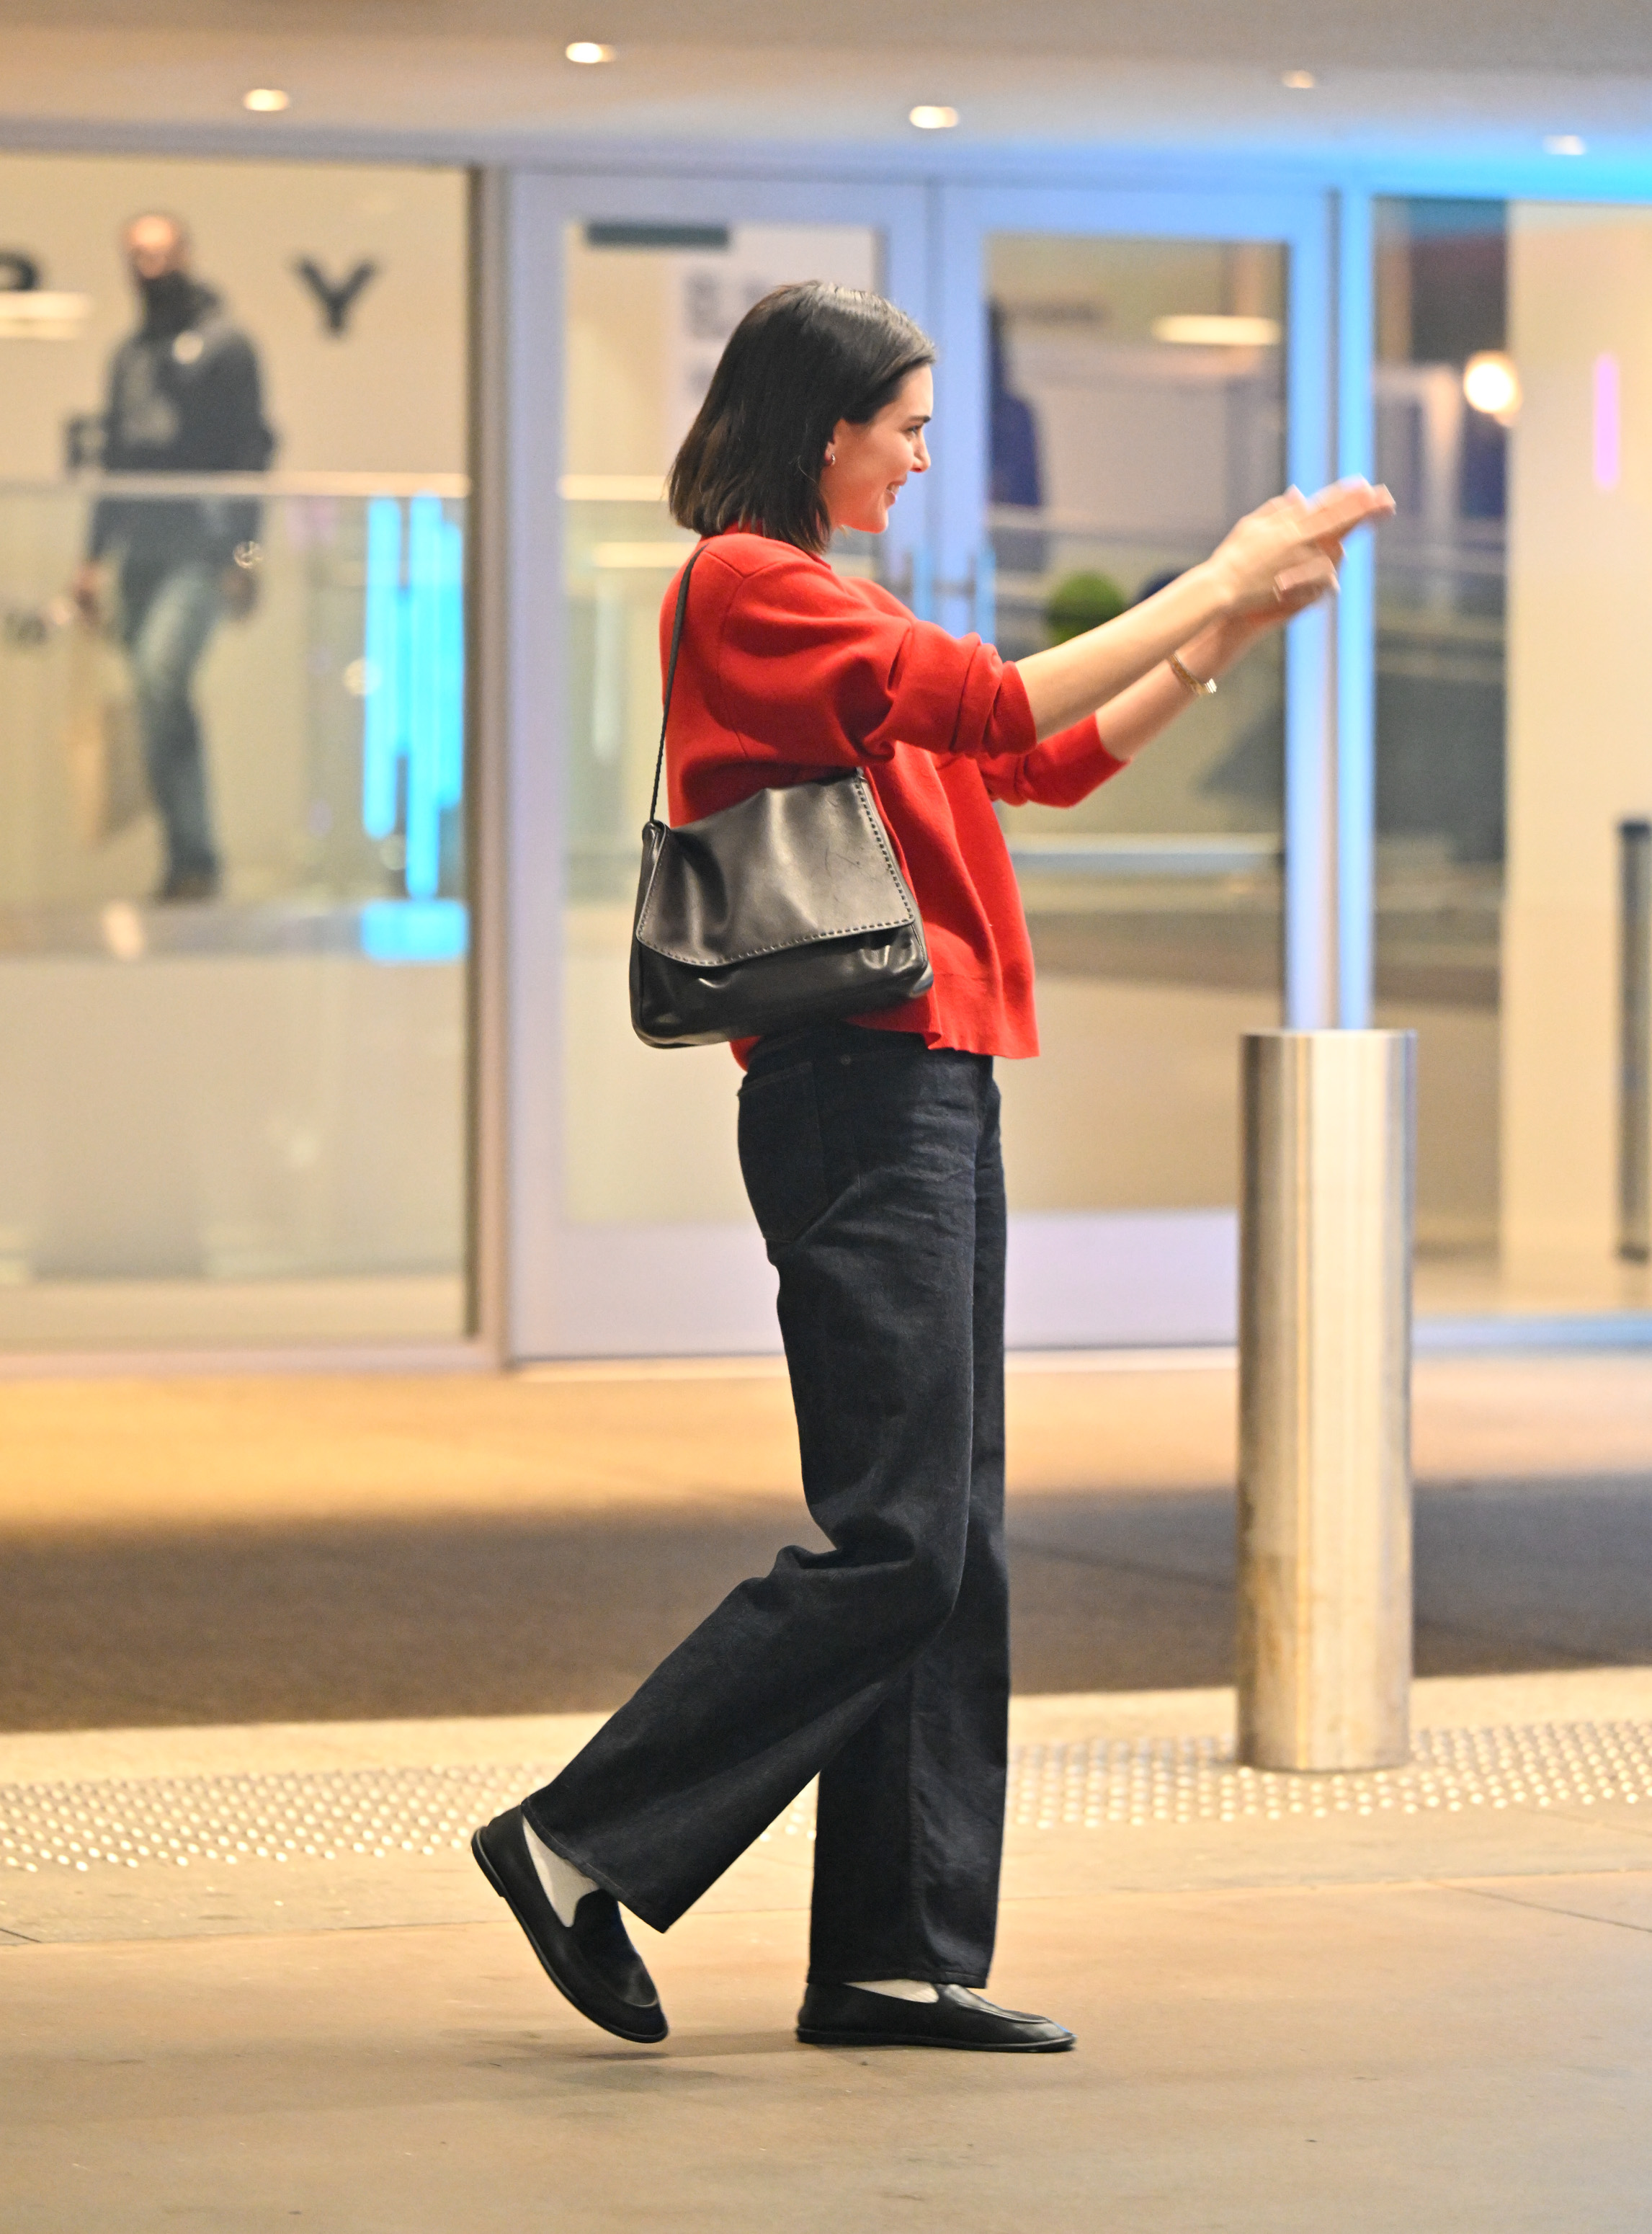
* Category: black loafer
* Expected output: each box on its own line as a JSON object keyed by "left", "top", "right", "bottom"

{"left": 797, "top": 1981, "right": 1074, "bottom": 2052}
{"left": 471, "top": 1805, "right": 666, "bottom": 2044}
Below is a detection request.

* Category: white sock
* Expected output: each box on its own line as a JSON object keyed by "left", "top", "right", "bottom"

{"left": 845, "top": 1978, "right": 940, "bottom": 2003}
{"left": 523, "top": 1819, "right": 598, "bottom": 1928}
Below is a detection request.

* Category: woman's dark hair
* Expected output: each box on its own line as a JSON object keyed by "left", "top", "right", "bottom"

{"left": 668, "top": 282, "right": 936, "bottom": 553}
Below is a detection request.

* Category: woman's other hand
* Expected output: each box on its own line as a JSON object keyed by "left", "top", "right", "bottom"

{"left": 1184, "top": 545, "right": 1343, "bottom": 681}
{"left": 1205, "top": 479, "right": 1393, "bottom": 619}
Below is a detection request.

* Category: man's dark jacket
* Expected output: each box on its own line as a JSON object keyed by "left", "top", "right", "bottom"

{"left": 90, "top": 276, "right": 276, "bottom": 571}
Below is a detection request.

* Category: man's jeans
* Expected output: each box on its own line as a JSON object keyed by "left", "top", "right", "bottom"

{"left": 526, "top": 1024, "right": 1010, "bottom": 1986}
{"left": 118, "top": 558, "right": 222, "bottom": 884}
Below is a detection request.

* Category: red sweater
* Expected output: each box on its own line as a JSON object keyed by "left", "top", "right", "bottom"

{"left": 661, "top": 530, "right": 1127, "bottom": 1062}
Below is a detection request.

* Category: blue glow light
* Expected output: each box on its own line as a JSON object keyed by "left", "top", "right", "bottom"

{"left": 360, "top": 494, "right": 466, "bottom": 897}
{"left": 362, "top": 498, "right": 403, "bottom": 842}
{"left": 359, "top": 897, "right": 469, "bottom": 964}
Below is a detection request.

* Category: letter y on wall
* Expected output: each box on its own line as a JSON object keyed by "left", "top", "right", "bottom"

{"left": 295, "top": 258, "right": 380, "bottom": 335}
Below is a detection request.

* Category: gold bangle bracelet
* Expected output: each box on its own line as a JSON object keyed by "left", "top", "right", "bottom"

{"left": 1169, "top": 651, "right": 1218, "bottom": 698}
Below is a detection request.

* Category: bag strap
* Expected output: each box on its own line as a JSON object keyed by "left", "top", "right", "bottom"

{"left": 647, "top": 541, "right": 710, "bottom": 829}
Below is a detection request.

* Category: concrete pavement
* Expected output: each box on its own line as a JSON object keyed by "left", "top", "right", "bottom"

{"left": 6, "top": 1668, "right": 1652, "bottom": 2233}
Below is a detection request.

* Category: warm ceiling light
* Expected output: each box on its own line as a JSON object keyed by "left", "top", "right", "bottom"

{"left": 1463, "top": 350, "right": 1521, "bottom": 422}
{"left": 908, "top": 105, "right": 959, "bottom": 130}
{"left": 566, "top": 41, "right": 616, "bottom": 63}
{"left": 241, "top": 87, "right": 290, "bottom": 112}
{"left": 1282, "top": 70, "right": 1316, "bottom": 89}
{"left": 0, "top": 290, "right": 91, "bottom": 338}
{"left": 1543, "top": 133, "right": 1586, "bottom": 155}
{"left": 1153, "top": 314, "right": 1282, "bottom": 347}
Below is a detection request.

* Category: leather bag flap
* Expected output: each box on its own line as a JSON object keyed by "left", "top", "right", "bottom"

{"left": 634, "top": 772, "right": 915, "bottom": 967}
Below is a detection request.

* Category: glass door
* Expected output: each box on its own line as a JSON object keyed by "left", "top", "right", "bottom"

{"left": 934, "top": 186, "right": 1333, "bottom": 1347}
{"left": 506, "top": 173, "right": 930, "bottom": 1358}
{"left": 504, "top": 173, "right": 1329, "bottom": 1360}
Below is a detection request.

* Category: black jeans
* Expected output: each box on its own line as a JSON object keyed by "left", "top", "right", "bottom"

{"left": 524, "top": 1023, "right": 1009, "bottom": 1985}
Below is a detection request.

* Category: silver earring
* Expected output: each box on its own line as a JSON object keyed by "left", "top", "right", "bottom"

{"left": 825, "top": 447, "right": 836, "bottom": 466}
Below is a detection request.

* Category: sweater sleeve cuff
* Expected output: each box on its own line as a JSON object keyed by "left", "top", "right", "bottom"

{"left": 1001, "top": 716, "right": 1129, "bottom": 807}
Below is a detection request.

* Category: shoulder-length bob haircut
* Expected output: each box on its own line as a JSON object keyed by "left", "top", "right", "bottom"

{"left": 668, "top": 282, "right": 935, "bottom": 554}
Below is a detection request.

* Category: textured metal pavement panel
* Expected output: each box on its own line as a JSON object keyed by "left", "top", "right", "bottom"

{"left": 1009, "top": 1720, "right": 1652, "bottom": 1829}
{"left": 5, "top": 1719, "right": 1652, "bottom": 1875}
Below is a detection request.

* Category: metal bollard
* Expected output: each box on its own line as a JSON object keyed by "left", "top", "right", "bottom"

{"left": 1618, "top": 819, "right": 1652, "bottom": 1263}
{"left": 1237, "top": 1030, "right": 1416, "bottom": 1772}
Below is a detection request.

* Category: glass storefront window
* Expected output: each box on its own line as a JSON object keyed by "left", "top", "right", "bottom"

{"left": 0, "top": 154, "right": 472, "bottom": 1345}
{"left": 1376, "top": 195, "right": 1652, "bottom": 1324}
{"left": 1372, "top": 198, "right": 1508, "bottom": 1304}
{"left": 985, "top": 234, "right": 1287, "bottom": 1214}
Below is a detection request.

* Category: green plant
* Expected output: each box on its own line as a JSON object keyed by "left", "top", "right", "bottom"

{"left": 1044, "top": 569, "right": 1128, "bottom": 645}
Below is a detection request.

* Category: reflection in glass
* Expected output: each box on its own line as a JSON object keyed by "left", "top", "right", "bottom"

{"left": 986, "top": 234, "right": 1287, "bottom": 1213}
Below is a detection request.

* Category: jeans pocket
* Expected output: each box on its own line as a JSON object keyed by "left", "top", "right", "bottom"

{"left": 737, "top": 1060, "right": 831, "bottom": 1250}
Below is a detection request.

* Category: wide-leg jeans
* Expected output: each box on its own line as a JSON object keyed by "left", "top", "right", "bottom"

{"left": 524, "top": 1023, "right": 1010, "bottom": 1986}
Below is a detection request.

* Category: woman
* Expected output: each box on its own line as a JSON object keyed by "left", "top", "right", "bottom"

{"left": 474, "top": 284, "right": 1391, "bottom": 2054}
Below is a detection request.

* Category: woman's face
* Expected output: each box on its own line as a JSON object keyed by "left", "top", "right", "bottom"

{"left": 820, "top": 367, "right": 932, "bottom": 535}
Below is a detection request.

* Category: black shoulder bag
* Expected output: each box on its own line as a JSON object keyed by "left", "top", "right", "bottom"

{"left": 629, "top": 544, "right": 934, "bottom": 1049}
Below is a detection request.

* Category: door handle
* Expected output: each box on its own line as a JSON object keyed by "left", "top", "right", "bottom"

{"left": 881, "top": 546, "right": 994, "bottom": 636}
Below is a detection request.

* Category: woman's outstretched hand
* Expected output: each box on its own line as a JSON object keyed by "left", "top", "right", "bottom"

{"left": 1207, "top": 479, "right": 1395, "bottom": 619}
{"left": 1014, "top": 476, "right": 1393, "bottom": 739}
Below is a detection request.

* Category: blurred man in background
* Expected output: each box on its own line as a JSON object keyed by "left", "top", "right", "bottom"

{"left": 72, "top": 212, "right": 274, "bottom": 902}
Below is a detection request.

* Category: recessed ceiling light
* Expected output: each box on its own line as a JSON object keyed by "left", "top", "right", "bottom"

{"left": 908, "top": 105, "right": 959, "bottom": 130}
{"left": 242, "top": 87, "right": 290, "bottom": 112}
{"left": 1282, "top": 70, "right": 1316, "bottom": 90}
{"left": 566, "top": 41, "right": 616, "bottom": 64}
{"left": 1544, "top": 133, "right": 1587, "bottom": 155}
{"left": 1153, "top": 314, "right": 1282, "bottom": 348}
